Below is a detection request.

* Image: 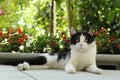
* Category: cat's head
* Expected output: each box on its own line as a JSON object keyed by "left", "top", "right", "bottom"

{"left": 70, "top": 27, "right": 95, "bottom": 51}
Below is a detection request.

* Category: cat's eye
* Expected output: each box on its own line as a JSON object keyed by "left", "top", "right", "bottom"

{"left": 76, "top": 39, "right": 79, "bottom": 42}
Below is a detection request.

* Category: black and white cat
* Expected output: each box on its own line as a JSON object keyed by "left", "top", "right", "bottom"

{"left": 17, "top": 27, "right": 102, "bottom": 74}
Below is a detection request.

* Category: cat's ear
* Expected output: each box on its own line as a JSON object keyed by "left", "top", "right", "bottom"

{"left": 71, "top": 27, "right": 77, "bottom": 35}
{"left": 88, "top": 28, "right": 93, "bottom": 35}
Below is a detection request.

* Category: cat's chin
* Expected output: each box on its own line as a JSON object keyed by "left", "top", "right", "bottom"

{"left": 73, "top": 48, "right": 87, "bottom": 52}
{"left": 79, "top": 49, "right": 87, "bottom": 52}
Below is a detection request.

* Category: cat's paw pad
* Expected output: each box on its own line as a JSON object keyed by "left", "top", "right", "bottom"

{"left": 17, "top": 62, "right": 30, "bottom": 71}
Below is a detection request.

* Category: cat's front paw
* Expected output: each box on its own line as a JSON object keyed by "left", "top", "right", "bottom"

{"left": 86, "top": 65, "right": 103, "bottom": 74}
{"left": 65, "top": 68, "right": 76, "bottom": 74}
{"left": 65, "top": 64, "right": 76, "bottom": 74}
{"left": 17, "top": 62, "right": 30, "bottom": 71}
{"left": 93, "top": 68, "right": 103, "bottom": 74}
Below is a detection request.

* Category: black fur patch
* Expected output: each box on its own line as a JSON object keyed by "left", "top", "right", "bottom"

{"left": 57, "top": 52, "right": 71, "bottom": 61}
{"left": 71, "top": 32, "right": 81, "bottom": 45}
{"left": 24, "top": 56, "right": 47, "bottom": 65}
{"left": 83, "top": 32, "right": 95, "bottom": 44}
{"left": 71, "top": 32, "right": 95, "bottom": 45}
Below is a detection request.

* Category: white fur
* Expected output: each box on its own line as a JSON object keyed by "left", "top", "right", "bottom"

{"left": 65, "top": 35, "right": 102, "bottom": 74}
{"left": 65, "top": 62, "right": 76, "bottom": 74}
{"left": 17, "top": 62, "right": 30, "bottom": 71}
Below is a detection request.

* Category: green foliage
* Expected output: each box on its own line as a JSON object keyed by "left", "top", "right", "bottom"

{"left": 77, "top": 0, "right": 120, "bottom": 30}
{"left": 17, "top": 0, "right": 52, "bottom": 36}
{"left": 0, "top": 43, "right": 11, "bottom": 52}
{"left": 0, "top": 0, "right": 31, "bottom": 30}
{"left": 74, "top": 0, "right": 120, "bottom": 54}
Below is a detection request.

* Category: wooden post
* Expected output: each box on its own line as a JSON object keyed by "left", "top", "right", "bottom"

{"left": 50, "top": 0, "right": 56, "bottom": 36}
{"left": 66, "top": 0, "right": 74, "bottom": 34}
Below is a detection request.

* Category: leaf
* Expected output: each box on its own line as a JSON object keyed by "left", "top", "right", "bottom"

{"left": 55, "top": 0, "right": 65, "bottom": 9}
{"left": 107, "top": 9, "right": 120, "bottom": 24}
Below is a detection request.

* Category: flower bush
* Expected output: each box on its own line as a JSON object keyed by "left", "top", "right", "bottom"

{"left": 0, "top": 27, "right": 29, "bottom": 52}
{"left": 0, "top": 27, "right": 71, "bottom": 53}
{"left": 32, "top": 30, "right": 70, "bottom": 53}
{"left": 95, "top": 27, "right": 120, "bottom": 54}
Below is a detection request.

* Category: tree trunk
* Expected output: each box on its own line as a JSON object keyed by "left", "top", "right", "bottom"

{"left": 50, "top": 0, "right": 56, "bottom": 36}
{"left": 66, "top": 0, "right": 74, "bottom": 34}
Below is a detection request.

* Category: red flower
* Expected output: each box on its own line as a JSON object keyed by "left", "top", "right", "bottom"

{"left": 8, "top": 39, "right": 12, "bottom": 44}
{"left": 52, "top": 43, "right": 56, "bottom": 47}
{"left": 18, "top": 27, "right": 22, "bottom": 34}
{"left": 117, "top": 43, "right": 120, "bottom": 49}
{"left": 23, "top": 34, "right": 28, "bottom": 40}
{"left": 97, "top": 41, "right": 101, "bottom": 46}
{"left": 0, "top": 10, "right": 5, "bottom": 15}
{"left": 94, "top": 31, "right": 99, "bottom": 36}
{"left": 110, "top": 37, "right": 116, "bottom": 43}
{"left": 62, "top": 35, "right": 67, "bottom": 40}
{"left": 9, "top": 28, "right": 14, "bottom": 34}
{"left": 65, "top": 39, "right": 70, "bottom": 43}
{"left": 19, "top": 38, "right": 24, "bottom": 44}
{"left": 61, "top": 32, "right": 64, "bottom": 35}
{"left": 0, "top": 31, "right": 3, "bottom": 36}
{"left": 6, "top": 33, "right": 10, "bottom": 39}
{"left": 100, "top": 27, "right": 106, "bottom": 34}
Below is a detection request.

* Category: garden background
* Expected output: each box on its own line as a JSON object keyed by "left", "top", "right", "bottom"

{"left": 0, "top": 0, "right": 120, "bottom": 54}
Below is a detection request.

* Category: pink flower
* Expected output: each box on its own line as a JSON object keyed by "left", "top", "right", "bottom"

{"left": 0, "top": 10, "right": 5, "bottom": 15}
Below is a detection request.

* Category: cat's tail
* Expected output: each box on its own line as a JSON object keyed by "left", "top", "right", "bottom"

{"left": 17, "top": 55, "right": 49, "bottom": 71}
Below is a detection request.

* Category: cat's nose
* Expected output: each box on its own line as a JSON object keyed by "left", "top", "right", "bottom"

{"left": 80, "top": 44, "right": 83, "bottom": 47}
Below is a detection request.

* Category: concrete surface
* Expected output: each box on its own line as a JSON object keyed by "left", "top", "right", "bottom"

{"left": 0, "top": 65, "right": 120, "bottom": 80}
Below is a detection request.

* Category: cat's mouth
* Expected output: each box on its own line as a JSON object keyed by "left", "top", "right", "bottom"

{"left": 71, "top": 45, "right": 86, "bottom": 51}
{"left": 78, "top": 45, "right": 85, "bottom": 49}
{"left": 76, "top": 46, "right": 86, "bottom": 51}
{"left": 80, "top": 47, "right": 84, "bottom": 49}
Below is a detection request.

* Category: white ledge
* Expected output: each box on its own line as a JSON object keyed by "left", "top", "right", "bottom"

{"left": 97, "top": 54, "right": 120, "bottom": 63}
{"left": 0, "top": 53, "right": 40, "bottom": 59}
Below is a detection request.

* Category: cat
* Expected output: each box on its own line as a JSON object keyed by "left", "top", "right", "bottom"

{"left": 17, "top": 27, "right": 102, "bottom": 74}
